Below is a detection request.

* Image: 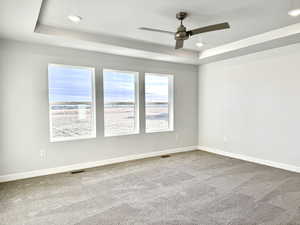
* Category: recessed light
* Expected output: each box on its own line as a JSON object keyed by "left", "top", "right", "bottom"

{"left": 68, "top": 15, "right": 82, "bottom": 23}
{"left": 288, "top": 8, "right": 300, "bottom": 17}
{"left": 196, "top": 42, "right": 204, "bottom": 48}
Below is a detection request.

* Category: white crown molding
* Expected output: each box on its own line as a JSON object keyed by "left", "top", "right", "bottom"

{"left": 0, "top": 146, "right": 197, "bottom": 183}
{"left": 198, "top": 146, "right": 300, "bottom": 173}
{"left": 199, "top": 23, "right": 300, "bottom": 64}
{"left": 33, "top": 22, "right": 300, "bottom": 65}
{"left": 34, "top": 24, "right": 200, "bottom": 65}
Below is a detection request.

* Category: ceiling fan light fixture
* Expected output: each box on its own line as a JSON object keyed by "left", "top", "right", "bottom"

{"left": 68, "top": 15, "right": 82, "bottom": 23}
{"left": 288, "top": 8, "right": 300, "bottom": 17}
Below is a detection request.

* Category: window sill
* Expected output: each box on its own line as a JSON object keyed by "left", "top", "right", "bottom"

{"left": 104, "top": 132, "right": 140, "bottom": 138}
{"left": 146, "top": 129, "right": 174, "bottom": 134}
{"left": 50, "top": 135, "right": 96, "bottom": 143}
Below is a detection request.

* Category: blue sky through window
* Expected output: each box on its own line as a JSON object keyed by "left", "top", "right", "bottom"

{"left": 48, "top": 66, "right": 92, "bottom": 103}
{"left": 103, "top": 71, "right": 135, "bottom": 103}
{"left": 49, "top": 66, "right": 169, "bottom": 103}
{"left": 145, "top": 75, "right": 168, "bottom": 103}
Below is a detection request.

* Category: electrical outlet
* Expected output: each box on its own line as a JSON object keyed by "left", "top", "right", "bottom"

{"left": 40, "top": 149, "right": 46, "bottom": 159}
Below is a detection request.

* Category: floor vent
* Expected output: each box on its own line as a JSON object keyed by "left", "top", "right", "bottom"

{"left": 161, "top": 155, "right": 171, "bottom": 158}
{"left": 71, "top": 170, "right": 85, "bottom": 174}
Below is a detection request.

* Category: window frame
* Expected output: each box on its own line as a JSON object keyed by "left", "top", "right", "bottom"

{"left": 48, "top": 63, "right": 97, "bottom": 143}
{"left": 145, "top": 73, "right": 174, "bottom": 133}
{"left": 103, "top": 68, "right": 140, "bottom": 137}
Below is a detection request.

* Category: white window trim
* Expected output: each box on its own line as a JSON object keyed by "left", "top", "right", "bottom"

{"left": 48, "top": 64, "right": 97, "bottom": 143}
{"left": 103, "top": 69, "right": 140, "bottom": 137}
{"left": 145, "top": 73, "right": 174, "bottom": 133}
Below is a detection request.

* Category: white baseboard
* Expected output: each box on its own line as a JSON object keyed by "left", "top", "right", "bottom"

{"left": 198, "top": 146, "right": 300, "bottom": 173}
{"left": 0, "top": 146, "right": 197, "bottom": 183}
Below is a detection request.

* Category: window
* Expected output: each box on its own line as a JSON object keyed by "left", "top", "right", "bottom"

{"left": 48, "top": 64, "right": 96, "bottom": 142}
{"left": 145, "top": 73, "right": 174, "bottom": 132}
{"left": 103, "top": 69, "right": 139, "bottom": 136}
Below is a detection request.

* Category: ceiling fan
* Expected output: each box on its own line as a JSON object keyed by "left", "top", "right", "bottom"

{"left": 140, "top": 12, "right": 230, "bottom": 49}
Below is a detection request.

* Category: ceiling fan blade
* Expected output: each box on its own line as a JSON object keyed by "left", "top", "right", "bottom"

{"left": 175, "top": 40, "right": 184, "bottom": 49}
{"left": 188, "top": 22, "right": 230, "bottom": 36}
{"left": 139, "top": 27, "right": 174, "bottom": 35}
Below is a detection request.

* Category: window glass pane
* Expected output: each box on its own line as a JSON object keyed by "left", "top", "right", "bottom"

{"left": 48, "top": 65, "right": 95, "bottom": 141}
{"left": 145, "top": 74, "right": 172, "bottom": 132}
{"left": 103, "top": 70, "right": 138, "bottom": 136}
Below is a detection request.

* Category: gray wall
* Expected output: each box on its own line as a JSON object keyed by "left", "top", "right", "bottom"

{"left": 0, "top": 39, "right": 198, "bottom": 175}
{"left": 198, "top": 43, "right": 300, "bottom": 167}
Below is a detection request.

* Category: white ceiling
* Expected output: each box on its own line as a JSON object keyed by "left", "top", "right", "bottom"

{"left": 0, "top": 0, "right": 300, "bottom": 64}
{"left": 0, "top": 0, "right": 42, "bottom": 40}
{"left": 39, "top": 0, "right": 300, "bottom": 50}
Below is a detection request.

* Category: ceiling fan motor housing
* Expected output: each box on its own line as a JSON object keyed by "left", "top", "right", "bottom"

{"left": 175, "top": 25, "right": 189, "bottom": 40}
